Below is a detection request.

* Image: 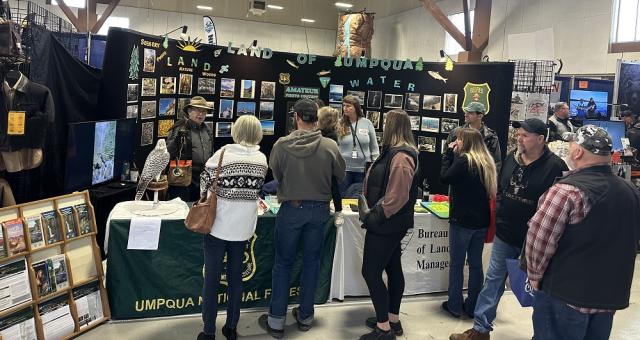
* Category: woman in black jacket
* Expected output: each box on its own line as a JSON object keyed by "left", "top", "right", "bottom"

{"left": 360, "top": 110, "right": 419, "bottom": 340}
{"left": 317, "top": 106, "right": 343, "bottom": 225}
{"left": 440, "top": 128, "right": 497, "bottom": 319}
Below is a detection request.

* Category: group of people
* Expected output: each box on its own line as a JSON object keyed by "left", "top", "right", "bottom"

{"left": 168, "top": 96, "right": 639, "bottom": 340}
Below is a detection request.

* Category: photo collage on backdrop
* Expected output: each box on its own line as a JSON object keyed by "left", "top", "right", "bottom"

{"left": 128, "top": 45, "right": 278, "bottom": 146}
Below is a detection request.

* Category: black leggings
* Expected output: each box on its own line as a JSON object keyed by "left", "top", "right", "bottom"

{"left": 361, "top": 230, "right": 406, "bottom": 323}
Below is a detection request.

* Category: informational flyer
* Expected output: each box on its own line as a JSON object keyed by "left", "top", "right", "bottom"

{"left": 0, "top": 258, "right": 32, "bottom": 312}
{"left": 525, "top": 93, "right": 550, "bottom": 122}
{"left": 73, "top": 282, "right": 104, "bottom": 329}
{"left": 39, "top": 295, "right": 75, "bottom": 340}
{"left": 0, "top": 307, "right": 37, "bottom": 340}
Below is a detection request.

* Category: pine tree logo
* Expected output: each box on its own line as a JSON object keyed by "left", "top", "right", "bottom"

{"left": 334, "top": 56, "right": 343, "bottom": 67}
{"left": 129, "top": 45, "right": 140, "bottom": 80}
{"left": 416, "top": 57, "right": 424, "bottom": 71}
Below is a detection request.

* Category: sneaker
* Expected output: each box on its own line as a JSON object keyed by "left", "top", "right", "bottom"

{"left": 197, "top": 332, "right": 215, "bottom": 340}
{"left": 221, "top": 325, "right": 237, "bottom": 340}
{"left": 258, "top": 314, "right": 284, "bottom": 339}
{"left": 292, "top": 307, "right": 312, "bottom": 331}
{"left": 365, "top": 317, "right": 403, "bottom": 336}
{"left": 441, "top": 301, "right": 462, "bottom": 318}
{"left": 359, "top": 326, "right": 396, "bottom": 340}
{"left": 449, "top": 328, "right": 490, "bottom": 340}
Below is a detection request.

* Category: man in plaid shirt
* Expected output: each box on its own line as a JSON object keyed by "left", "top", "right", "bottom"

{"left": 526, "top": 125, "right": 640, "bottom": 340}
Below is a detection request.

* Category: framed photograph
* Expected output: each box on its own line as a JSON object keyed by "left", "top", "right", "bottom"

{"left": 405, "top": 93, "right": 420, "bottom": 112}
{"left": 216, "top": 122, "right": 232, "bottom": 138}
{"left": 219, "top": 99, "right": 234, "bottom": 119}
{"left": 421, "top": 116, "right": 440, "bottom": 132}
{"left": 143, "top": 48, "right": 156, "bottom": 73}
{"left": 260, "top": 81, "right": 276, "bottom": 100}
{"left": 141, "top": 122, "right": 154, "bottom": 146}
{"left": 240, "top": 79, "right": 256, "bottom": 99}
{"left": 346, "top": 90, "right": 365, "bottom": 105}
{"left": 329, "top": 84, "right": 344, "bottom": 103}
{"left": 510, "top": 92, "right": 527, "bottom": 122}
{"left": 126, "top": 105, "right": 138, "bottom": 119}
{"left": 330, "top": 103, "right": 343, "bottom": 117}
{"left": 179, "top": 74, "right": 193, "bottom": 95}
{"left": 409, "top": 115, "right": 420, "bottom": 131}
{"left": 220, "top": 78, "right": 235, "bottom": 98}
{"left": 127, "top": 84, "right": 139, "bottom": 103}
{"left": 197, "top": 78, "right": 216, "bottom": 95}
{"left": 367, "top": 90, "right": 382, "bottom": 108}
{"left": 423, "top": 95, "right": 442, "bottom": 111}
{"left": 441, "top": 118, "right": 459, "bottom": 134}
{"left": 443, "top": 93, "right": 458, "bottom": 113}
{"left": 158, "top": 119, "right": 174, "bottom": 138}
{"left": 236, "top": 101, "right": 256, "bottom": 116}
{"left": 366, "top": 111, "right": 380, "bottom": 129}
{"left": 259, "top": 101, "right": 275, "bottom": 120}
{"left": 141, "top": 101, "right": 156, "bottom": 120}
{"left": 160, "top": 77, "right": 176, "bottom": 94}
{"left": 141, "top": 78, "right": 156, "bottom": 97}
{"left": 418, "top": 136, "right": 437, "bottom": 153}
{"left": 384, "top": 94, "right": 403, "bottom": 108}
{"left": 261, "top": 120, "right": 275, "bottom": 136}
{"left": 158, "top": 98, "right": 176, "bottom": 116}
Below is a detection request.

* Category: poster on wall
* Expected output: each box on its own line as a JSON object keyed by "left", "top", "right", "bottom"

{"left": 160, "top": 77, "right": 176, "bottom": 95}
{"left": 237, "top": 102, "right": 256, "bottom": 116}
{"left": 260, "top": 82, "right": 276, "bottom": 100}
{"left": 241, "top": 80, "right": 256, "bottom": 99}
{"left": 423, "top": 95, "right": 441, "bottom": 111}
{"left": 219, "top": 99, "right": 234, "bottom": 119}
{"left": 141, "top": 122, "right": 154, "bottom": 146}
{"left": 259, "top": 102, "right": 274, "bottom": 120}
{"left": 159, "top": 98, "right": 176, "bottom": 116}
{"left": 127, "top": 84, "right": 138, "bottom": 103}
{"left": 346, "top": 90, "right": 365, "bottom": 105}
{"left": 443, "top": 94, "right": 458, "bottom": 113}
{"left": 510, "top": 92, "right": 527, "bottom": 121}
{"left": 525, "top": 93, "right": 549, "bottom": 122}
{"left": 367, "top": 91, "right": 382, "bottom": 108}
{"left": 179, "top": 74, "right": 193, "bottom": 95}
{"left": 220, "top": 78, "right": 236, "bottom": 98}
{"left": 441, "top": 118, "right": 459, "bottom": 134}
{"left": 384, "top": 94, "right": 403, "bottom": 108}
{"left": 421, "top": 117, "right": 440, "bottom": 132}
{"left": 405, "top": 93, "right": 420, "bottom": 112}
{"left": 329, "top": 84, "right": 344, "bottom": 102}
{"left": 418, "top": 136, "right": 436, "bottom": 152}
{"left": 141, "top": 78, "right": 156, "bottom": 96}
{"left": 197, "top": 78, "right": 216, "bottom": 95}
{"left": 143, "top": 48, "right": 155, "bottom": 73}
{"left": 367, "top": 111, "right": 380, "bottom": 129}
{"left": 614, "top": 60, "right": 640, "bottom": 119}
{"left": 409, "top": 115, "right": 420, "bottom": 130}
{"left": 141, "top": 101, "right": 156, "bottom": 120}
{"left": 549, "top": 80, "right": 562, "bottom": 105}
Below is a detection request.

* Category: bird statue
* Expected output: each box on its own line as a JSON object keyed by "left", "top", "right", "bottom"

{"left": 135, "top": 139, "right": 170, "bottom": 201}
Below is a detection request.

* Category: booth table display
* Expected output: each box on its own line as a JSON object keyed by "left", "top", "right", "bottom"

{"left": 105, "top": 201, "right": 336, "bottom": 319}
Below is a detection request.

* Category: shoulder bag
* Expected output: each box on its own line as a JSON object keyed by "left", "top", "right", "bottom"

{"left": 184, "top": 148, "right": 225, "bottom": 234}
{"left": 168, "top": 134, "right": 193, "bottom": 187}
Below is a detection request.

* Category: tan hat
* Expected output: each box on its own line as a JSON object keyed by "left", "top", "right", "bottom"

{"left": 184, "top": 96, "right": 213, "bottom": 114}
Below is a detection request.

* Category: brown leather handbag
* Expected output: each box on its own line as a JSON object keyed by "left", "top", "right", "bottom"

{"left": 167, "top": 135, "right": 192, "bottom": 187}
{"left": 184, "top": 149, "right": 225, "bottom": 234}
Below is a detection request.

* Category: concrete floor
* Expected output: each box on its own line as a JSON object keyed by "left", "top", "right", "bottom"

{"left": 77, "top": 257, "right": 640, "bottom": 340}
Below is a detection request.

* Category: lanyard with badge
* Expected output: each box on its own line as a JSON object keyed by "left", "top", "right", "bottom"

{"left": 349, "top": 120, "right": 359, "bottom": 159}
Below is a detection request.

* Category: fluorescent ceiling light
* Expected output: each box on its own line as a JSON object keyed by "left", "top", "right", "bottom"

{"left": 301, "top": 18, "right": 315, "bottom": 23}
{"left": 335, "top": 2, "right": 353, "bottom": 8}
{"left": 51, "top": 0, "right": 86, "bottom": 8}
{"left": 267, "top": 5, "right": 284, "bottom": 10}
{"left": 196, "top": 5, "right": 213, "bottom": 10}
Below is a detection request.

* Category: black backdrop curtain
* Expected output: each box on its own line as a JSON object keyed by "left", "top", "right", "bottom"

{"left": 5, "top": 25, "right": 102, "bottom": 202}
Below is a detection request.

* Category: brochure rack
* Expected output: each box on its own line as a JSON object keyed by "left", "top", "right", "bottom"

{"left": 0, "top": 191, "right": 110, "bottom": 339}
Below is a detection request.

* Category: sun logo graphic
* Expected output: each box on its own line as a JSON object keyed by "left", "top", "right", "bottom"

{"left": 177, "top": 37, "right": 203, "bottom": 52}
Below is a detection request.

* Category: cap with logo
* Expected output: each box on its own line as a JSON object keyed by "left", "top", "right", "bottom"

{"left": 462, "top": 101, "right": 486, "bottom": 114}
{"left": 562, "top": 125, "right": 613, "bottom": 156}
{"left": 511, "top": 118, "right": 548, "bottom": 136}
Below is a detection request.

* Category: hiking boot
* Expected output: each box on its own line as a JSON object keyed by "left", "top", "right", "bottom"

{"left": 449, "top": 328, "right": 490, "bottom": 340}
{"left": 292, "top": 307, "right": 312, "bottom": 331}
{"left": 258, "top": 314, "right": 284, "bottom": 339}
{"left": 359, "top": 326, "right": 396, "bottom": 340}
{"left": 365, "top": 317, "right": 403, "bottom": 336}
{"left": 197, "top": 332, "right": 214, "bottom": 340}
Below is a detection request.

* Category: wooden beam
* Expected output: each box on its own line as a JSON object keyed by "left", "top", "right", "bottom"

{"left": 55, "top": 0, "right": 82, "bottom": 31}
{"left": 418, "top": 0, "right": 467, "bottom": 51}
{"left": 462, "top": 0, "right": 472, "bottom": 51}
{"left": 87, "top": 0, "right": 98, "bottom": 31}
{"left": 472, "top": 0, "right": 492, "bottom": 53}
{"left": 90, "top": 0, "right": 121, "bottom": 34}
{"left": 77, "top": 8, "right": 88, "bottom": 31}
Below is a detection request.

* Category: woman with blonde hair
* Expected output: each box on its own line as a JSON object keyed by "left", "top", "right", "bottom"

{"left": 317, "top": 106, "right": 343, "bottom": 223}
{"left": 198, "top": 115, "right": 268, "bottom": 340}
{"left": 440, "top": 127, "right": 497, "bottom": 319}
{"left": 359, "top": 110, "right": 419, "bottom": 340}
{"left": 337, "top": 95, "right": 379, "bottom": 197}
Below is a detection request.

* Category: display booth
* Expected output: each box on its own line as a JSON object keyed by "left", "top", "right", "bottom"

{"left": 99, "top": 28, "right": 514, "bottom": 194}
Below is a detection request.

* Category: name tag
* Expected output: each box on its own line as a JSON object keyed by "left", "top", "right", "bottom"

{"left": 352, "top": 150, "right": 358, "bottom": 159}
{"left": 7, "top": 111, "right": 25, "bottom": 135}
{"left": 358, "top": 128, "right": 368, "bottom": 135}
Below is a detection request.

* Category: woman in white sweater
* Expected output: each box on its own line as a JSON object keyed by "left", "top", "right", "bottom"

{"left": 198, "top": 115, "right": 268, "bottom": 340}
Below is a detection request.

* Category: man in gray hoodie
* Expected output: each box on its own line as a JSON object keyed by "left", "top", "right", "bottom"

{"left": 259, "top": 99, "right": 346, "bottom": 338}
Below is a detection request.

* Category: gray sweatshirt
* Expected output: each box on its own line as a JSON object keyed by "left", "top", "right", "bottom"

{"left": 269, "top": 129, "right": 346, "bottom": 202}
{"left": 338, "top": 117, "right": 380, "bottom": 172}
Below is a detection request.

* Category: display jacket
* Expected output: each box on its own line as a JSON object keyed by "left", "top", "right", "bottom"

{"left": 166, "top": 118, "right": 213, "bottom": 173}
{"left": 444, "top": 124, "right": 502, "bottom": 173}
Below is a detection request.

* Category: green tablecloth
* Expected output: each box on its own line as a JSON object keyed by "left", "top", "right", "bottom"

{"left": 106, "top": 214, "right": 336, "bottom": 319}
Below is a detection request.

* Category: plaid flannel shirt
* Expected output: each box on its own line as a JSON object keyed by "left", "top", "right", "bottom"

{"left": 526, "top": 182, "right": 614, "bottom": 314}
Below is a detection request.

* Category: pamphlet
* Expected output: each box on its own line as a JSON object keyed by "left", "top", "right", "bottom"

{"left": 41, "top": 211, "right": 62, "bottom": 244}
{"left": 0, "top": 258, "right": 32, "bottom": 312}
{"left": 4, "top": 219, "right": 26, "bottom": 255}
{"left": 127, "top": 217, "right": 161, "bottom": 250}
{"left": 38, "top": 295, "right": 75, "bottom": 340}
{"left": 49, "top": 255, "right": 69, "bottom": 291}
{"left": 74, "top": 203, "right": 93, "bottom": 235}
{"left": 59, "top": 207, "right": 78, "bottom": 239}
{"left": 25, "top": 216, "right": 45, "bottom": 250}
{"left": 0, "top": 306, "right": 36, "bottom": 340}
{"left": 73, "top": 281, "right": 104, "bottom": 329}
{"left": 32, "top": 260, "right": 52, "bottom": 297}
{"left": 0, "top": 225, "right": 6, "bottom": 259}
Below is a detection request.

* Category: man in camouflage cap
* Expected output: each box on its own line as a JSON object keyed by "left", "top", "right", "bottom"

{"left": 525, "top": 125, "right": 640, "bottom": 339}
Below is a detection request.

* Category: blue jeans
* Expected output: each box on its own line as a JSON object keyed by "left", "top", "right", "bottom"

{"left": 473, "top": 236, "right": 522, "bottom": 332}
{"left": 268, "top": 201, "right": 330, "bottom": 330}
{"left": 447, "top": 223, "right": 487, "bottom": 315}
{"left": 339, "top": 171, "right": 365, "bottom": 197}
{"left": 202, "top": 234, "right": 247, "bottom": 335}
{"left": 533, "top": 290, "right": 614, "bottom": 340}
